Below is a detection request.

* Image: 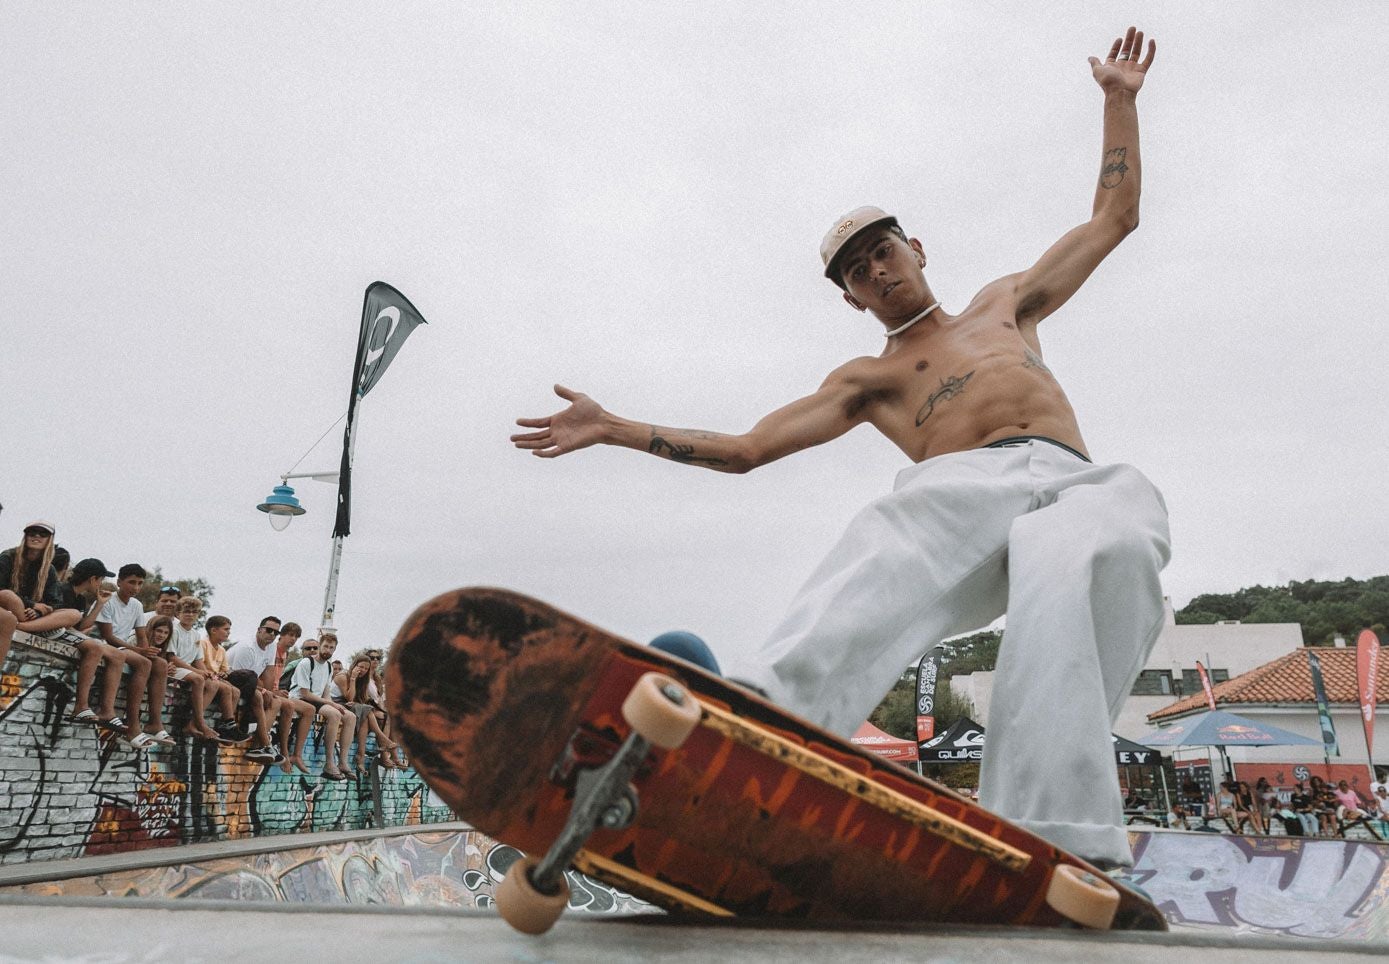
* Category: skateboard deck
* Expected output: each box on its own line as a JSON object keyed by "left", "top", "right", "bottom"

{"left": 386, "top": 587, "right": 1166, "bottom": 932}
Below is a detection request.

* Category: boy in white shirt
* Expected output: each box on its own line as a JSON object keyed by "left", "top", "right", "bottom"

{"left": 170, "top": 596, "right": 245, "bottom": 743}
{"left": 94, "top": 564, "right": 172, "bottom": 749}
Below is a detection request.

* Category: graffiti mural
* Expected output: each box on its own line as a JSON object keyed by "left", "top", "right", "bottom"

{"left": 0, "top": 827, "right": 652, "bottom": 917}
{"left": 1129, "top": 830, "right": 1389, "bottom": 941}
{"left": 0, "top": 634, "right": 454, "bottom": 866}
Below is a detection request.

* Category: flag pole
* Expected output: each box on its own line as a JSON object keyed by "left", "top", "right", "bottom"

{"left": 320, "top": 403, "right": 359, "bottom": 633}
{"left": 319, "top": 281, "right": 428, "bottom": 638}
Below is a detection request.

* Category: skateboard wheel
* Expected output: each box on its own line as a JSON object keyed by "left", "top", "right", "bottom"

{"left": 1044, "top": 864, "right": 1120, "bottom": 930}
{"left": 495, "top": 855, "right": 570, "bottom": 935}
{"left": 622, "top": 672, "right": 702, "bottom": 749}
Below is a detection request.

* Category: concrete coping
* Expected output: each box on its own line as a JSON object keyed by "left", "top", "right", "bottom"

{"left": 0, "top": 821, "right": 475, "bottom": 888}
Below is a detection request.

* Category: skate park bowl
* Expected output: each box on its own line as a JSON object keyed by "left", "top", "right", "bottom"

{"left": 0, "top": 824, "right": 1388, "bottom": 960}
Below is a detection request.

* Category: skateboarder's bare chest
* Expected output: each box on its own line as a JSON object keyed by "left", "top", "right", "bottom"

{"left": 849, "top": 307, "right": 1082, "bottom": 462}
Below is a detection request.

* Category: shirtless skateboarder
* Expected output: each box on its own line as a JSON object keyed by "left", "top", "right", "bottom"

{"left": 513, "top": 27, "right": 1167, "bottom": 870}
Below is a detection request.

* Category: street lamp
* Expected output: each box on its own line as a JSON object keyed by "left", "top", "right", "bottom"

{"left": 255, "top": 472, "right": 339, "bottom": 531}
{"left": 255, "top": 468, "right": 344, "bottom": 632}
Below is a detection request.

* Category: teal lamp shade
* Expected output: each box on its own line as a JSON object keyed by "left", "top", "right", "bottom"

{"left": 257, "top": 483, "right": 307, "bottom": 531}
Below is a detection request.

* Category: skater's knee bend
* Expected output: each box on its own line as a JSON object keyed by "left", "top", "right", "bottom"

{"left": 1098, "top": 512, "right": 1171, "bottom": 567}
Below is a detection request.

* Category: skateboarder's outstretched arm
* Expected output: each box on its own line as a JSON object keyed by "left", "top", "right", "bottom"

{"left": 1009, "top": 26, "right": 1156, "bottom": 327}
{"left": 512, "top": 365, "right": 874, "bottom": 473}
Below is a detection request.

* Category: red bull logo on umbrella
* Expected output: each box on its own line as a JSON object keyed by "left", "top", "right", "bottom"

{"left": 1217, "top": 723, "right": 1274, "bottom": 742}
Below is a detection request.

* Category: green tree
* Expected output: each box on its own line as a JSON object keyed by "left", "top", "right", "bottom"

{"left": 1176, "top": 575, "right": 1389, "bottom": 646}
{"left": 870, "top": 631, "right": 997, "bottom": 740}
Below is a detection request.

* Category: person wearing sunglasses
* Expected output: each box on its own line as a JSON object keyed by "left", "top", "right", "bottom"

{"left": 0, "top": 522, "right": 81, "bottom": 640}
{"left": 226, "top": 617, "right": 290, "bottom": 765}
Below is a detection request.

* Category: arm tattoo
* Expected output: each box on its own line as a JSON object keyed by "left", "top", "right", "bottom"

{"left": 648, "top": 426, "right": 730, "bottom": 467}
{"left": 1100, "top": 147, "right": 1129, "bottom": 189}
{"left": 914, "top": 371, "right": 974, "bottom": 427}
{"left": 1022, "top": 346, "right": 1053, "bottom": 375}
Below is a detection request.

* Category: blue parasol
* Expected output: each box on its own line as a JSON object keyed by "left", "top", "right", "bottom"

{"left": 1135, "top": 709, "right": 1324, "bottom": 748}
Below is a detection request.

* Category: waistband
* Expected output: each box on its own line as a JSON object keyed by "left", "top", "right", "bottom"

{"left": 982, "top": 435, "right": 1091, "bottom": 463}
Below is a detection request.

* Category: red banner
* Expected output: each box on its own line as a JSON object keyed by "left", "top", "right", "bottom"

{"left": 1358, "top": 629, "right": 1380, "bottom": 762}
{"left": 916, "top": 716, "right": 935, "bottom": 743}
{"left": 1197, "top": 660, "right": 1217, "bottom": 711}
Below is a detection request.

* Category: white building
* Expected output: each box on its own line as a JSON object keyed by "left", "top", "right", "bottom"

{"left": 1144, "top": 644, "right": 1388, "bottom": 779}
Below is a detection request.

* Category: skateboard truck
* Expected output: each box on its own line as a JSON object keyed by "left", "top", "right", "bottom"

{"left": 495, "top": 672, "right": 703, "bottom": 934}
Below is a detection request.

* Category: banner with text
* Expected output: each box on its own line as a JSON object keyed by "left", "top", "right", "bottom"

{"left": 915, "top": 649, "right": 941, "bottom": 750}
{"left": 1358, "top": 629, "right": 1381, "bottom": 763}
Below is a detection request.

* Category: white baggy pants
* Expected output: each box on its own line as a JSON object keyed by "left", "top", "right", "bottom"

{"left": 732, "top": 439, "right": 1171, "bottom": 866}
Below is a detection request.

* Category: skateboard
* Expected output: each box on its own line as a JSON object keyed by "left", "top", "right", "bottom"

{"left": 386, "top": 587, "right": 1167, "bottom": 934}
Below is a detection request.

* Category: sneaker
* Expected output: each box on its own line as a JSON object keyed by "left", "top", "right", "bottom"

{"left": 245, "top": 746, "right": 278, "bottom": 763}
{"left": 214, "top": 722, "right": 250, "bottom": 745}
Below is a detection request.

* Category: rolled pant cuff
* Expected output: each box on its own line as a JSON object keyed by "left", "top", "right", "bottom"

{"left": 1011, "top": 817, "right": 1134, "bottom": 869}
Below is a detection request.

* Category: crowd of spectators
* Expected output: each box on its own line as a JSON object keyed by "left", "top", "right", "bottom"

{"left": 1136, "top": 774, "right": 1389, "bottom": 838}
{"left": 0, "top": 518, "right": 407, "bottom": 778}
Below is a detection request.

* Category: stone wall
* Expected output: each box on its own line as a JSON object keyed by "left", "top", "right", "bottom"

{"left": 0, "top": 631, "right": 453, "bottom": 866}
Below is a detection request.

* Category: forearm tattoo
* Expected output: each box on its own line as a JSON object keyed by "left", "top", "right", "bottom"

{"left": 1022, "top": 346, "right": 1053, "bottom": 375}
{"left": 648, "top": 426, "right": 730, "bottom": 467}
{"left": 915, "top": 371, "right": 975, "bottom": 427}
{"left": 1100, "top": 147, "right": 1129, "bottom": 189}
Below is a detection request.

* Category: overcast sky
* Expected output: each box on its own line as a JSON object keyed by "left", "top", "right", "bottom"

{"left": 5, "top": 3, "right": 1386, "bottom": 665}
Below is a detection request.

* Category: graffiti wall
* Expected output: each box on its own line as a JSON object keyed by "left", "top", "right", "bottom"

{"left": 1128, "top": 829, "right": 1389, "bottom": 941}
{"left": 0, "top": 632, "right": 453, "bottom": 867}
{"left": 0, "top": 827, "right": 651, "bottom": 916}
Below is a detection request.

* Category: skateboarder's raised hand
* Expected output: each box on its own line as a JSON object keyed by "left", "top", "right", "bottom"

{"left": 511, "top": 385, "right": 612, "bottom": 458}
{"left": 1089, "top": 26, "right": 1156, "bottom": 94}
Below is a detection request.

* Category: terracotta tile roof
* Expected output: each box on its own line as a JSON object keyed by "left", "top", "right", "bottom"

{"left": 1148, "top": 647, "right": 1389, "bottom": 723}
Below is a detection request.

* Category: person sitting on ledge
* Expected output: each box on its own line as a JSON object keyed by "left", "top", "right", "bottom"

{"left": 1333, "top": 780, "right": 1371, "bottom": 826}
{"left": 172, "top": 596, "right": 246, "bottom": 743}
{"left": 95, "top": 563, "right": 175, "bottom": 750}
{"left": 145, "top": 585, "right": 181, "bottom": 624}
{"left": 54, "top": 558, "right": 132, "bottom": 729}
{"left": 331, "top": 646, "right": 402, "bottom": 770}
{"left": 290, "top": 634, "right": 357, "bottom": 780}
{"left": 0, "top": 521, "right": 81, "bottom": 637}
{"left": 226, "top": 616, "right": 289, "bottom": 766}
{"left": 267, "top": 621, "right": 318, "bottom": 775}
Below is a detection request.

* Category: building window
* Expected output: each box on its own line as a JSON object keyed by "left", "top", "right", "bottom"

{"left": 1179, "top": 667, "right": 1227, "bottom": 698}
{"left": 1132, "top": 670, "right": 1174, "bottom": 696}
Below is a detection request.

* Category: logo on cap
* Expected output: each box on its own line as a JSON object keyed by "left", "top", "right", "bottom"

{"left": 836, "top": 219, "right": 855, "bottom": 236}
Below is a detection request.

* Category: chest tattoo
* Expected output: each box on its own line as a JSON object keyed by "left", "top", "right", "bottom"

{"left": 915, "top": 371, "right": 975, "bottom": 427}
{"left": 1022, "top": 346, "right": 1052, "bottom": 375}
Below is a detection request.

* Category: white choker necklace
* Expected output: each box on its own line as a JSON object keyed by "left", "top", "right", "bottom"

{"left": 884, "top": 301, "right": 940, "bottom": 338}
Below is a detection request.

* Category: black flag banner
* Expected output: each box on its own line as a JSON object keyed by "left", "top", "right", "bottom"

{"left": 333, "top": 282, "right": 429, "bottom": 539}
